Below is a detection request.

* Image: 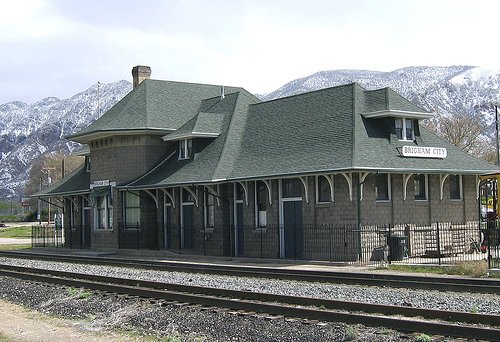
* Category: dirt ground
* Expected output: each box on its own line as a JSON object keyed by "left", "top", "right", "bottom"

{"left": 0, "top": 300, "right": 142, "bottom": 342}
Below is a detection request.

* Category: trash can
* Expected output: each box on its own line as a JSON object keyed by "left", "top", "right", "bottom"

{"left": 388, "top": 236, "right": 407, "bottom": 261}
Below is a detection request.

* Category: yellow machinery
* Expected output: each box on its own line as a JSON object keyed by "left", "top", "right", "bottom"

{"left": 479, "top": 172, "right": 500, "bottom": 225}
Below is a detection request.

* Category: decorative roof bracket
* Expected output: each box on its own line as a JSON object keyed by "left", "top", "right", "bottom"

{"left": 204, "top": 184, "right": 221, "bottom": 207}
{"left": 143, "top": 189, "right": 159, "bottom": 209}
{"left": 341, "top": 172, "right": 353, "bottom": 201}
{"left": 298, "top": 176, "right": 309, "bottom": 203}
{"left": 182, "top": 186, "right": 199, "bottom": 207}
{"left": 439, "top": 174, "right": 449, "bottom": 200}
{"left": 359, "top": 172, "right": 370, "bottom": 201}
{"left": 262, "top": 180, "right": 273, "bottom": 205}
{"left": 160, "top": 188, "right": 176, "bottom": 208}
{"left": 237, "top": 181, "right": 249, "bottom": 206}
{"left": 321, "top": 174, "right": 335, "bottom": 202}
{"left": 403, "top": 173, "right": 413, "bottom": 201}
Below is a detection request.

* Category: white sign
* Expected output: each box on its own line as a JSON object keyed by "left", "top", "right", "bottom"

{"left": 402, "top": 146, "right": 447, "bottom": 159}
{"left": 92, "top": 180, "right": 110, "bottom": 187}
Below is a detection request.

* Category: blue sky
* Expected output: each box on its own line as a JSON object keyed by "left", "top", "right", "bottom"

{"left": 1, "top": 0, "right": 499, "bottom": 103}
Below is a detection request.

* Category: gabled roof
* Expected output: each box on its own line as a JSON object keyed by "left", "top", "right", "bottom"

{"left": 121, "top": 91, "right": 259, "bottom": 188}
{"left": 361, "top": 87, "right": 434, "bottom": 119}
{"left": 162, "top": 93, "right": 238, "bottom": 141}
{"left": 67, "top": 79, "right": 248, "bottom": 143}
{"left": 31, "top": 164, "right": 90, "bottom": 198}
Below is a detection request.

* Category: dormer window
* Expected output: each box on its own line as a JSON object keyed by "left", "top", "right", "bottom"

{"left": 395, "top": 118, "right": 414, "bottom": 141}
{"left": 179, "top": 139, "right": 192, "bottom": 160}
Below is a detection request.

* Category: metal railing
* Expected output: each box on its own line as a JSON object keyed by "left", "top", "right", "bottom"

{"left": 35, "top": 220, "right": 499, "bottom": 268}
{"left": 32, "top": 225, "right": 64, "bottom": 248}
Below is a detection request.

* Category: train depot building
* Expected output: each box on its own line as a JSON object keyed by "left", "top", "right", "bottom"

{"left": 35, "top": 66, "right": 498, "bottom": 261}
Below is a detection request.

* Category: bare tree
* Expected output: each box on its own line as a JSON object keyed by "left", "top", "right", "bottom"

{"left": 423, "top": 112, "right": 495, "bottom": 162}
{"left": 24, "top": 152, "right": 84, "bottom": 197}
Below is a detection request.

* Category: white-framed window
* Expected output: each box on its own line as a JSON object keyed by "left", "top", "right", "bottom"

{"left": 375, "top": 173, "right": 391, "bottom": 201}
{"left": 316, "top": 175, "right": 331, "bottom": 203}
{"left": 414, "top": 174, "right": 428, "bottom": 201}
{"left": 96, "top": 195, "right": 113, "bottom": 230}
{"left": 204, "top": 191, "right": 215, "bottom": 228}
{"left": 255, "top": 181, "right": 267, "bottom": 227}
{"left": 449, "top": 174, "right": 463, "bottom": 200}
{"left": 179, "top": 139, "right": 192, "bottom": 160}
{"left": 395, "top": 117, "right": 415, "bottom": 141}
{"left": 124, "top": 191, "right": 140, "bottom": 228}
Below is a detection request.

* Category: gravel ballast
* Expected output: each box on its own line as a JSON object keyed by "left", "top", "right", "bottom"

{"left": 0, "top": 257, "right": 498, "bottom": 315}
{"left": 0, "top": 276, "right": 408, "bottom": 341}
{"left": 0, "top": 256, "right": 499, "bottom": 341}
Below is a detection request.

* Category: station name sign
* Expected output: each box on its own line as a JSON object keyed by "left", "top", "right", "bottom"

{"left": 402, "top": 146, "right": 447, "bottom": 159}
{"left": 92, "top": 180, "right": 110, "bottom": 187}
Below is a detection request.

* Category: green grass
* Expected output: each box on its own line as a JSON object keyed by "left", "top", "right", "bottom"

{"left": 383, "top": 260, "right": 498, "bottom": 278}
{"left": 415, "top": 333, "right": 432, "bottom": 342}
{"left": 0, "top": 226, "right": 32, "bottom": 238}
{"left": 0, "top": 244, "right": 31, "bottom": 251}
{"left": 0, "top": 331, "right": 16, "bottom": 342}
{"left": 66, "top": 287, "right": 93, "bottom": 299}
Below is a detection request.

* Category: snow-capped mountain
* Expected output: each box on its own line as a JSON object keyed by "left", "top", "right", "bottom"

{"left": 264, "top": 66, "right": 500, "bottom": 119}
{"left": 2, "top": 65, "right": 500, "bottom": 200}
{"left": 0, "top": 80, "right": 132, "bottom": 199}
{"left": 262, "top": 65, "right": 500, "bottom": 155}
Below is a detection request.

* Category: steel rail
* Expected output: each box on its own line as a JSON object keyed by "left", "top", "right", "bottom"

{"left": 0, "top": 264, "right": 499, "bottom": 341}
{"left": 1, "top": 251, "right": 499, "bottom": 294}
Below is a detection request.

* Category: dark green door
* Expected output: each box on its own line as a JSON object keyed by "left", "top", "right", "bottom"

{"left": 236, "top": 202, "right": 244, "bottom": 256}
{"left": 283, "top": 201, "right": 302, "bottom": 258}
{"left": 182, "top": 205, "right": 194, "bottom": 249}
{"left": 82, "top": 208, "right": 91, "bottom": 248}
{"left": 164, "top": 206, "right": 172, "bottom": 248}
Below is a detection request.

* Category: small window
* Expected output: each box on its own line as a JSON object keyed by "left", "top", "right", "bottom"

{"left": 179, "top": 139, "right": 192, "bottom": 160}
{"left": 96, "top": 196, "right": 113, "bottom": 229}
{"left": 395, "top": 118, "right": 415, "bottom": 141}
{"left": 316, "top": 176, "right": 331, "bottom": 203}
{"left": 375, "top": 174, "right": 390, "bottom": 201}
{"left": 282, "top": 178, "right": 301, "bottom": 198}
{"left": 205, "top": 192, "right": 215, "bottom": 228}
{"left": 450, "top": 174, "right": 462, "bottom": 200}
{"left": 414, "top": 174, "right": 427, "bottom": 201}
{"left": 255, "top": 181, "right": 267, "bottom": 227}
{"left": 124, "top": 192, "right": 140, "bottom": 228}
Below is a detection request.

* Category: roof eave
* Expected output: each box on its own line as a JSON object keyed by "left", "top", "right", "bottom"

{"left": 362, "top": 109, "right": 435, "bottom": 119}
{"left": 162, "top": 132, "right": 220, "bottom": 141}
{"left": 116, "top": 164, "right": 496, "bottom": 191}
{"left": 66, "top": 128, "right": 176, "bottom": 144}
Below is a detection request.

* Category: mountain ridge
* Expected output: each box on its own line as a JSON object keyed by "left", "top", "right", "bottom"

{"left": 1, "top": 65, "right": 500, "bottom": 200}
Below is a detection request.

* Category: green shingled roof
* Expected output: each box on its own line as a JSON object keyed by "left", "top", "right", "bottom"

{"left": 31, "top": 164, "right": 90, "bottom": 197}
{"left": 122, "top": 82, "right": 496, "bottom": 190}
{"left": 67, "top": 79, "right": 246, "bottom": 143}
{"left": 123, "top": 92, "right": 259, "bottom": 188}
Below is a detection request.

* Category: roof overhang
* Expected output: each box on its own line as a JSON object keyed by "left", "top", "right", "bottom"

{"left": 67, "top": 128, "right": 176, "bottom": 144}
{"left": 31, "top": 189, "right": 90, "bottom": 198}
{"left": 362, "top": 109, "right": 435, "bottom": 119}
{"left": 162, "top": 132, "right": 220, "bottom": 141}
{"left": 117, "top": 166, "right": 496, "bottom": 191}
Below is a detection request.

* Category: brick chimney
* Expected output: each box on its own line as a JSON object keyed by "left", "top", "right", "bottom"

{"left": 131, "top": 66, "right": 151, "bottom": 88}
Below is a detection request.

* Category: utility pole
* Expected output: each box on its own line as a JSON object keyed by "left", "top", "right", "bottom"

{"left": 496, "top": 104, "right": 499, "bottom": 166}
{"left": 41, "top": 167, "right": 56, "bottom": 224}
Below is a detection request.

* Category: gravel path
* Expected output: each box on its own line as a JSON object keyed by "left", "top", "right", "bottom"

{"left": 0, "top": 257, "right": 499, "bottom": 315}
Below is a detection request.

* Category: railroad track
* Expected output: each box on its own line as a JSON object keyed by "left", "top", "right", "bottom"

{"left": 1, "top": 250, "right": 499, "bottom": 294}
{"left": 0, "top": 263, "right": 499, "bottom": 340}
